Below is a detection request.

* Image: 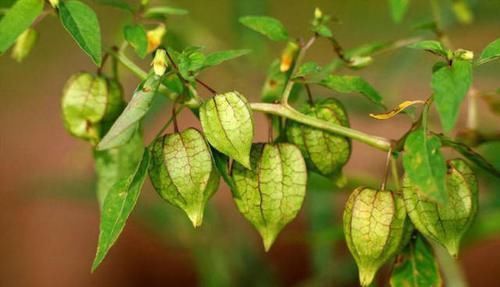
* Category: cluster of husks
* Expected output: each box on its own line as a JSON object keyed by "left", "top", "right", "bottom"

{"left": 344, "top": 158, "right": 478, "bottom": 286}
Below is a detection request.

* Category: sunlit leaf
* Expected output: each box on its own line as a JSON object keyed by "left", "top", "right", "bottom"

{"left": 0, "top": 0, "right": 43, "bottom": 54}
{"left": 59, "top": 0, "right": 102, "bottom": 65}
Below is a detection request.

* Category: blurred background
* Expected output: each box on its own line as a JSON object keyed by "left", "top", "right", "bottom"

{"left": 0, "top": 0, "right": 499, "bottom": 286}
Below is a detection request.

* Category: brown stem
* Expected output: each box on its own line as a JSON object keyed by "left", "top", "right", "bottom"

{"left": 172, "top": 103, "right": 179, "bottom": 133}
{"left": 380, "top": 148, "right": 393, "bottom": 191}
{"left": 304, "top": 83, "right": 314, "bottom": 105}
{"left": 330, "top": 36, "right": 351, "bottom": 64}
{"left": 196, "top": 78, "right": 217, "bottom": 95}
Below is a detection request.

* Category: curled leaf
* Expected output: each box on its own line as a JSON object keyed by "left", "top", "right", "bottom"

{"left": 369, "top": 100, "right": 425, "bottom": 120}
{"left": 148, "top": 128, "right": 220, "bottom": 227}
{"left": 403, "top": 159, "right": 478, "bottom": 257}
{"left": 200, "top": 91, "right": 254, "bottom": 168}
{"left": 343, "top": 187, "right": 409, "bottom": 287}
{"left": 231, "top": 143, "right": 307, "bottom": 251}
{"left": 286, "top": 98, "right": 351, "bottom": 177}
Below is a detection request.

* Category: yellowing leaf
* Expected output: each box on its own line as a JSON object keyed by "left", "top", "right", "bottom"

{"left": 369, "top": 100, "right": 425, "bottom": 120}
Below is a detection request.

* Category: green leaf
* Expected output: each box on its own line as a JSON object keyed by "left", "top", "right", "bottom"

{"left": 403, "top": 127, "right": 447, "bottom": 203}
{"left": 123, "top": 24, "right": 147, "bottom": 58}
{"left": 293, "top": 61, "right": 322, "bottom": 79}
{"left": 431, "top": 60, "right": 472, "bottom": 131}
{"left": 59, "top": 0, "right": 102, "bottom": 65}
{"left": 211, "top": 148, "right": 237, "bottom": 195}
{"left": 91, "top": 148, "right": 150, "bottom": 272}
{"left": 408, "top": 40, "right": 448, "bottom": 57}
{"left": 320, "top": 75, "right": 385, "bottom": 108}
{"left": 312, "top": 24, "right": 332, "bottom": 38}
{"left": 438, "top": 134, "right": 500, "bottom": 177}
{"left": 478, "top": 39, "right": 500, "bottom": 65}
{"left": 93, "top": 0, "right": 133, "bottom": 12}
{"left": 177, "top": 47, "right": 206, "bottom": 80}
{"left": 148, "top": 128, "right": 220, "bottom": 227}
{"left": 403, "top": 159, "right": 478, "bottom": 256}
{"left": 389, "top": 0, "right": 409, "bottom": 23}
{"left": 94, "top": 130, "right": 144, "bottom": 208}
{"left": 143, "top": 6, "right": 188, "bottom": 18}
{"left": 200, "top": 91, "right": 254, "bottom": 168}
{"left": 231, "top": 143, "right": 307, "bottom": 251}
{"left": 202, "top": 49, "right": 251, "bottom": 69}
{"left": 390, "top": 236, "right": 441, "bottom": 287}
{"left": 0, "top": 0, "right": 43, "bottom": 54}
{"left": 97, "top": 74, "right": 162, "bottom": 150}
{"left": 239, "top": 16, "right": 289, "bottom": 41}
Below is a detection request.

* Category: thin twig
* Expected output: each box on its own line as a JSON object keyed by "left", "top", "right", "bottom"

{"left": 196, "top": 78, "right": 217, "bottom": 95}
{"left": 380, "top": 148, "right": 393, "bottom": 190}
{"left": 304, "top": 83, "right": 314, "bottom": 105}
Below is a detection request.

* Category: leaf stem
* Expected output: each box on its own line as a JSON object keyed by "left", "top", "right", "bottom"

{"left": 250, "top": 103, "right": 393, "bottom": 151}
{"left": 107, "top": 48, "right": 148, "bottom": 79}
{"left": 196, "top": 78, "right": 217, "bottom": 95}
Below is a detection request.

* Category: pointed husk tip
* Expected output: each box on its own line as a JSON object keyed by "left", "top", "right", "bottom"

{"left": 187, "top": 211, "right": 204, "bottom": 228}
{"left": 359, "top": 266, "right": 377, "bottom": 287}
